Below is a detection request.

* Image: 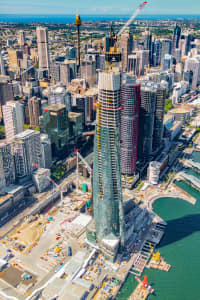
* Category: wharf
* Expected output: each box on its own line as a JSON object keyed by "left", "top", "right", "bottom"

{"left": 147, "top": 256, "right": 171, "bottom": 272}
{"left": 129, "top": 283, "right": 154, "bottom": 300}
{"left": 172, "top": 183, "right": 196, "bottom": 205}
{"left": 130, "top": 252, "right": 151, "bottom": 276}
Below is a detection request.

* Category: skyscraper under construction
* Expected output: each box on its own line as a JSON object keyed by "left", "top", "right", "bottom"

{"left": 93, "top": 71, "right": 124, "bottom": 254}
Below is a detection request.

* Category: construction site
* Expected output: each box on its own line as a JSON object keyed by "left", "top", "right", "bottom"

{"left": 0, "top": 146, "right": 168, "bottom": 300}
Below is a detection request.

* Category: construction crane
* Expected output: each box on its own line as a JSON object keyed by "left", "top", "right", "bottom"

{"left": 117, "top": 1, "right": 147, "bottom": 37}
{"left": 73, "top": 148, "right": 93, "bottom": 194}
{"left": 105, "top": 1, "right": 148, "bottom": 69}
{"left": 148, "top": 242, "right": 160, "bottom": 262}
{"left": 32, "top": 163, "right": 64, "bottom": 201}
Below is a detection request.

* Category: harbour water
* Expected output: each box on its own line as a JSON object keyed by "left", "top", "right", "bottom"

{"left": 117, "top": 151, "right": 200, "bottom": 300}
{"left": 117, "top": 196, "right": 200, "bottom": 300}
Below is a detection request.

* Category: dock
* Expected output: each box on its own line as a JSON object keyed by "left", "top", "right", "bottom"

{"left": 147, "top": 255, "right": 171, "bottom": 272}
{"left": 129, "top": 224, "right": 166, "bottom": 277}
{"left": 130, "top": 251, "right": 151, "bottom": 276}
{"left": 129, "top": 282, "right": 154, "bottom": 300}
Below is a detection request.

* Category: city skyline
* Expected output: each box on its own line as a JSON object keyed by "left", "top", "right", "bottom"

{"left": 0, "top": 3, "right": 200, "bottom": 298}
{"left": 1, "top": 0, "right": 200, "bottom": 15}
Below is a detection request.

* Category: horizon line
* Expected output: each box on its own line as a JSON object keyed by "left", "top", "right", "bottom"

{"left": 0, "top": 13, "right": 200, "bottom": 16}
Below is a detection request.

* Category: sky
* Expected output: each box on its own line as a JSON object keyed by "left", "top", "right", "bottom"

{"left": 0, "top": 0, "right": 200, "bottom": 15}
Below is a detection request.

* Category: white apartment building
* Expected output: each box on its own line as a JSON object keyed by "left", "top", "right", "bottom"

{"left": 2, "top": 101, "right": 24, "bottom": 141}
{"left": 11, "top": 130, "right": 41, "bottom": 178}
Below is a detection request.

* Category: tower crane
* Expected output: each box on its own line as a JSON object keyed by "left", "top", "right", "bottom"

{"left": 73, "top": 148, "right": 93, "bottom": 195}
{"left": 148, "top": 242, "right": 160, "bottom": 262}
{"left": 117, "top": 1, "right": 147, "bottom": 37}
{"left": 105, "top": 1, "right": 148, "bottom": 69}
{"left": 32, "top": 163, "right": 64, "bottom": 201}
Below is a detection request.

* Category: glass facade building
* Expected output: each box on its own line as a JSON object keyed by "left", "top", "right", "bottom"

{"left": 93, "top": 71, "right": 124, "bottom": 247}
{"left": 40, "top": 104, "right": 69, "bottom": 158}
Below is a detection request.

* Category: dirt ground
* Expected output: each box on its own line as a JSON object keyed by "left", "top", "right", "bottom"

{"left": 8, "top": 217, "right": 46, "bottom": 251}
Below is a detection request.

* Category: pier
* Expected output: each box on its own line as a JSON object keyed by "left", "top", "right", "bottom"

{"left": 179, "top": 172, "right": 200, "bottom": 192}
{"left": 147, "top": 255, "right": 171, "bottom": 272}
{"left": 129, "top": 252, "right": 151, "bottom": 276}
{"left": 129, "top": 280, "right": 154, "bottom": 300}
{"left": 172, "top": 183, "right": 196, "bottom": 205}
{"left": 184, "top": 159, "right": 200, "bottom": 174}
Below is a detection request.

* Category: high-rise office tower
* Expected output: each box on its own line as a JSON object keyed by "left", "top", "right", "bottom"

{"left": 120, "top": 79, "right": 141, "bottom": 175}
{"left": 120, "top": 31, "right": 133, "bottom": 72}
{"left": 40, "top": 134, "right": 52, "bottom": 169}
{"left": 0, "top": 51, "right": 5, "bottom": 75}
{"left": 127, "top": 50, "right": 149, "bottom": 76}
{"left": 137, "top": 50, "right": 150, "bottom": 76}
{"left": 160, "top": 39, "right": 172, "bottom": 61}
{"left": 174, "top": 48, "right": 182, "bottom": 64}
{"left": 28, "top": 96, "right": 42, "bottom": 127}
{"left": 36, "top": 27, "right": 50, "bottom": 74}
{"left": 99, "top": 54, "right": 106, "bottom": 71}
{"left": 85, "top": 91, "right": 98, "bottom": 122}
{"left": 8, "top": 50, "right": 23, "bottom": 69}
{"left": 50, "top": 60, "right": 60, "bottom": 83}
{"left": 80, "top": 60, "right": 97, "bottom": 87}
{"left": 3, "top": 102, "right": 24, "bottom": 141}
{"left": 11, "top": 130, "right": 41, "bottom": 179}
{"left": 93, "top": 71, "right": 124, "bottom": 250}
{"left": 60, "top": 60, "right": 76, "bottom": 87}
{"left": 0, "top": 142, "right": 15, "bottom": 189}
{"left": 142, "top": 27, "right": 152, "bottom": 65}
{"left": 179, "top": 33, "right": 191, "bottom": 57}
{"left": 152, "top": 40, "right": 162, "bottom": 66}
{"left": 183, "top": 70, "right": 193, "bottom": 87}
{"left": 162, "top": 54, "right": 174, "bottom": 71}
{"left": 172, "top": 23, "right": 181, "bottom": 56}
{"left": 18, "top": 30, "right": 26, "bottom": 46}
{"left": 184, "top": 55, "right": 200, "bottom": 89}
{"left": 137, "top": 83, "right": 156, "bottom": 162}
{"left": 152, "top": 85, "right": 166, "bottom": 152}
{"left": 127, "top": 52, "right": 138, "bottom": 74}
{"left": 0, "top": 77, "right": 13, "bottom": 121}
{"left": 39, "top": 104, "right": 69, "bottom": 158}
{"left": 72, "top": 94, "right": 87, "bottom": 126}
{"left": 143, "top": 27, "right": 152, "bottom": 50}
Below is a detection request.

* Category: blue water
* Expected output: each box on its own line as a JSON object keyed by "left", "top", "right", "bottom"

{"left": 0, "top": 14, "right": 200, "bottom": 23}
{"left": 117, "top": 150, "right": 200, "bottom": 300}
{"left": 117, "top": 196, "right": 200, "bottom": 300}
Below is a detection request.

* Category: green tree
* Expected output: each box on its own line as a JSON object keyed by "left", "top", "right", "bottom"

{"left": 0, "top": 125, "right": 5, "bottom": 139}
{"left": 165, "top": 99, "right": 173, "bottom": 113}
